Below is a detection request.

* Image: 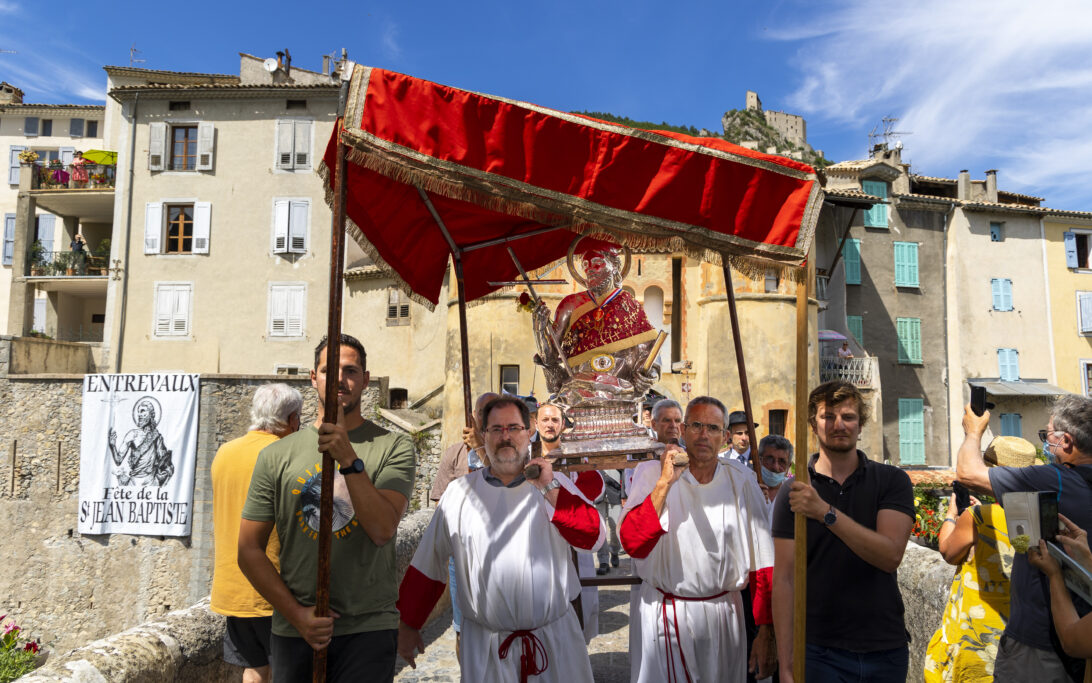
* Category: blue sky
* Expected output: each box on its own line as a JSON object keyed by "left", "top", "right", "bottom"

{"left": 3, "top": 0, "right": 1092, "bottom": 209}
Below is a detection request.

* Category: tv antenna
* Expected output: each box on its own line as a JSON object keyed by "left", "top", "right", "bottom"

{"left": 129, "top": 44, "right": 145, "bottom": 67}
{"left": 868, "top": 116, "right": 911, "bottom": 152}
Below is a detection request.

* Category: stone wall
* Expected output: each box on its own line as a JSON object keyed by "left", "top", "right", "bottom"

{"left": 21, "top": 509, "right": 437, "bottom": 682}
{"left": 898, "top": 541, "right": 957, "bottom": 681}
{"left": 0, "top": 373, "right": 400, "bottom": 656}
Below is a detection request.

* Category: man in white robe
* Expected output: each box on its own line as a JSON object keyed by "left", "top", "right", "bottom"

{"left": 397, "top": 395, "right": 605, "bottom": 682}
{"left": 621, "top": 396, "right": 776, "bottom": 683}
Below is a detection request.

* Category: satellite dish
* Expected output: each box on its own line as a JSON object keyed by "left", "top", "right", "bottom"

{"left": 263, "top": 58, "right": 278, "bottom": 72}
{"left": 895, "top": 140, "right": 904, "bottom": 150}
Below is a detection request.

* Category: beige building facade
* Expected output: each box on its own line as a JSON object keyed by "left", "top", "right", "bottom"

{"left": 1043, "top": 211, "right": 1092, "bottom": 397}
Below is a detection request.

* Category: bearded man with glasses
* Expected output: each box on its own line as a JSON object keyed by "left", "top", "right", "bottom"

{"left": 396, "top": 395, "right": 605, "bottom": 682}
{"left": 620, "top": 395, "right": 776, "bottom": 682}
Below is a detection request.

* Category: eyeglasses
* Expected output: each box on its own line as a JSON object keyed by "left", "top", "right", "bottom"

{"left": 685, "top": 421, "right": 724, "bottom": 435}
{"left": 760, "top": 455, "right": 790, "bottom": 469}
{"left": 486, "top": 425, "right": 527, "bottom": 436}
{"left": 1040, "top": 428, "right": 1058, "bottom": 443}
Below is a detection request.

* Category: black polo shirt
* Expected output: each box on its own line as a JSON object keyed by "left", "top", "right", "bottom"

{"left": 771, "top": 451, "right": 914, "bottom": 652}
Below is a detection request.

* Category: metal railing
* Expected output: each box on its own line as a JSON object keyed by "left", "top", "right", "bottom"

{"left": 30, "top": 162, "right": 116, "bottom": 190}
{"left": 816, "top": 275, "right": 830, "bottom": 301}
{"left": 27, "top": 250, "right": 109, "bottom": 276}
{"left": 819, "top": 355, "right": 874, "bottom": 387}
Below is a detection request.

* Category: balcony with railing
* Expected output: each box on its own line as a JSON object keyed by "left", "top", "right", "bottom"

{"left": 27, "top": 250, "right": 110, "bottom": 278}
{"left": 820, "top": 355, "right": 877, "bottom": 388}
{"left": 30, "top": 162, "right": 116, "bottom": 190}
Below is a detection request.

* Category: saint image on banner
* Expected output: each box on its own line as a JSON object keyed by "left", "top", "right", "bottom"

{"left": 107, "top": 396, "right": 175, "bottom": 487}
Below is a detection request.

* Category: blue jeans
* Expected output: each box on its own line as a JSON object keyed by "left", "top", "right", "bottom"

{"left": 449, "top": 557, "right": 462, "bottom": 633}
{"left": 805, "top": 643, "right": 908, "bottom": 683}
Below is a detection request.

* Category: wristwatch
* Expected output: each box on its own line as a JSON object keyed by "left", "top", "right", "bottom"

{"left": 823, "top": 505, "right": 838, "bottom": 527}
{"left": 539, "top": 478, "right": 561, "bottom": 496}
{"left": 339, "top": 458, "right": 365, "bottom": 476}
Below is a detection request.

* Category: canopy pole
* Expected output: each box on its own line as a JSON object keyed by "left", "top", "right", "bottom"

{"left": 792, "top": 252, "right": 813, "bottom": 683}
{"left": 416, "top": 186, "right": 474, "bottom": 428}
{"left": 313, "top": 85, "right": 351, "bottom": 680}
{"left": 720, "top": 256, "right": 762, "bottom": 483}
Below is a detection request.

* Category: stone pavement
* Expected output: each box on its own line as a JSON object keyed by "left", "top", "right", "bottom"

{"left": 394, "top": 557, "right": 635, "bottom": 682}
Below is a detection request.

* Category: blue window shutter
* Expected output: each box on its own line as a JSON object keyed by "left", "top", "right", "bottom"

{"left": 1001, "top": 279, "right": 1013, "bottom": 311}
{"left": 847, "top": 315, "right": 863, "bottom": 345}
{"left": 844, "top": 238, "right": 861, "bottom": 285}
{"left": 8, "top": 145, "right": 25, "bottom": 185}
{"left": 897, "top": 318, "right": 922, "bottom": 363}
{"left": 3, "top": 213, "right": 14, "bottom": 265}
{"left": 894, "top": 242, "right": 919, "bottom": 287}
{"left": 1000, "top": 413, "right": 1022, "bottom": 437}
{"left": 36, "top": 214, "right": 54, "bottom": 254}
{"left": 910, "top": 318, "right": 922, "bottom": 363}
{"left": 862, "top": 180, "right": 888, "bottom": 228}
{"left": 991, "top": 278, "right": 1003, "bottom": 310}
{"left": 998, "top": 348, "right": 1019, "bottom": 381}
{"left": 23, "top": 117, "right": 38, "bottom": 136}
{"left": 1065, "top": 232, "right": 1079, "bottom": 268}
{"left": 898, "top": 398, "right": 925, "bottom": 465}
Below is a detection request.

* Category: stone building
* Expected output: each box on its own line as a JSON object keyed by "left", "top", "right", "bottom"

{"left": 1043, "top": 208, "right": 1092, "bottom": 397}
{"left": 743, "top": 89, "right": 808, "bottom": 149}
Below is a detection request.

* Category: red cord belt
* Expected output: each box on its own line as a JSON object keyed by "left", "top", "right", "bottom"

{"left": 499, "top": 627, "right": 549, "bottom": 683}
{"left": 656, "top": 587, "right": 731, "bottom": 683}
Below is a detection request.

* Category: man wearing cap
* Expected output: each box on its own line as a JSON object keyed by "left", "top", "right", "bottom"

{"left": 722, "top": 410, "right": 758, "bottom": 467}
{"left": 957, "top": 394, "right": 1092, "bottom": 681}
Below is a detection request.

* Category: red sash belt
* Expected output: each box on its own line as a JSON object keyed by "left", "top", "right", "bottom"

{"left": 498, "top": 628, "right": 549, "bottom": 683}
{"left": 656, "top": 587, "right": 731, "bottom": 683}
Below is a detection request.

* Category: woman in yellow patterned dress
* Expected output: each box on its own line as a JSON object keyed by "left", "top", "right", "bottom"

{"left": 924, "top": 436, "right": 1038, "bottom": 682}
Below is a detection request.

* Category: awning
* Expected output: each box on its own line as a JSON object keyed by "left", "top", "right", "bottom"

{"left": 968, "top": 380, "right": 1069, "bottom": 397}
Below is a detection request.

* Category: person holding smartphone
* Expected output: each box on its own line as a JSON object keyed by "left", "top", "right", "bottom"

{"left": 924, "top": 436, "right": 1037, "bottom": 682}
{"left": 1028, "top": 513, "right": 1092, "bottom": 659}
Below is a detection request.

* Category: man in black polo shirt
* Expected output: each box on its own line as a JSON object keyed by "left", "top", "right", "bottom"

{"left": 770, "top": 381, "right": 914, "bottom": 682}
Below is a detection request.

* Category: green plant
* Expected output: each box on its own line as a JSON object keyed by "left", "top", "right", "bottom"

{"left": 912, "top": 485, "right": 944, "bottom": 548}
{"left": 28, "top": 241, "right": 46, "bottom": 273}
{"left": 0, "top": 616, "right": 43, "bottom": 682}
{"left": 51, "top": 251, "right": 71, "bottom": 275}
{"left": 93, "top": 238, "right": 110, "bottom": 260}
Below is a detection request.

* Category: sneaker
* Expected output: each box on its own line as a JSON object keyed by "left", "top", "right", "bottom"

{"left": 596, "top": 563, "right": 609, "bottom": 575}
{"left": 611, "top": 554, "right": 620, "bottom": 567}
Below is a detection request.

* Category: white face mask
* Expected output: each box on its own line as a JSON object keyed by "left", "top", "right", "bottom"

{"left": 761, "top": 466, "right": 787, "bottom": 487}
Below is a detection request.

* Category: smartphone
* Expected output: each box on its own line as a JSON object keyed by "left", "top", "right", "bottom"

{"left": 953, "top": 481, "right": 971, "bottom": 515}
{"left": 1039, "top": 491, "right": 1060, "bottom": 542}
{"left": 971, "top": 385, "right": 988, "bottom": 416}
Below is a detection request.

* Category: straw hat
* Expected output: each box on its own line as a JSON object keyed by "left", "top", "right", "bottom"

{"left": 983, "top": 436, "right": 1038, "bottom": 468}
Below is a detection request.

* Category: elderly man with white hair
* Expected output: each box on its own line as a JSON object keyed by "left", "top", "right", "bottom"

{"left": 210, "top": 383, "right": 302, "bottom": 683}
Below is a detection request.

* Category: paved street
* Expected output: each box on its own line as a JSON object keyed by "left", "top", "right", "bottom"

{"left": 395, "top": 558, "right": 635, "bottom": 682}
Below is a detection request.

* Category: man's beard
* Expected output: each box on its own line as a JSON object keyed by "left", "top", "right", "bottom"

{"left": 817, "top": 432, "right": 856, "bottom": 456}
{"left": 488, "top": 441, "right": 528, "bottom": 468}
{"left": 541, "top": 431, "right": 561, "bottom": 444}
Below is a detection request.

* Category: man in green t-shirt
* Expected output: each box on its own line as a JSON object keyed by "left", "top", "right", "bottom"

{"left": 239, "top": 333, "right": 415, "bottom": 682}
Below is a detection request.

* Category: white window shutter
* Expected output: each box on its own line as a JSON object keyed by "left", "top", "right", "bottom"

{"left": 1080, "top": 293, "right": 1092, "bottom": 334}
{"left": 196, "top": 122, "right": 215, "bottom": 170}
{"left": 272, "top": 200, "right": 290, "bottom": 253}
{"left": 149, "top": 122, "right": 167, "bottom": 171}
{"left": 173, "top": 285, "right": 191, "bottom": 335}
{"left": 287, "top": 286, "right": 305, "bottom": 336}
{"left": 59, "top": 147, "right": 75, "bottom": 166}
{"left": 144, "top": 202, "right": 162, "bottom": 254}
{"left": 269, "top": 286, "right": 287, "bottom": 336}
{"left": 293, "top": 120, "right": 311, "bottom": 168}
{"left": 9, "top": 145, "right": 25, "bottom": 185}
{"left": 276, "top": 121, "right": 294, "bottom": 169}
{"left": 192, "top": 201, "right": 211, "bottom": 254}
{"left": 289, "top": 200, "right": 309, "bottom": 253}
{"left": 155, "top": 286, "right": 174, "bottom": 335}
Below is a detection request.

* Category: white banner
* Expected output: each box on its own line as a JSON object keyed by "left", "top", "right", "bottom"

{"left": 78, "top": 373, "right": 200, "bottom": 536}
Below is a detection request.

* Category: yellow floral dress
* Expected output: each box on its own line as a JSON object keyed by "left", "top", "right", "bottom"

{"left": 924, "top": 504, "right": 1014, "bottom": 682}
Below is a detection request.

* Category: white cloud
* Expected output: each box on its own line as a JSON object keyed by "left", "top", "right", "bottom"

{"left": 775, "top": 0, "right": 1092, "bottom": 208}
{"left": 381, "top": 20, "right": 402, "bottom": 61}
{"left": 0, "top": 1, "right": 18, "bottom": 13}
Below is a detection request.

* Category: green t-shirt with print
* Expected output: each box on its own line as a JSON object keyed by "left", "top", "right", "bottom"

{"left": 242, "top": 420, "right": 415, "bottom": 638}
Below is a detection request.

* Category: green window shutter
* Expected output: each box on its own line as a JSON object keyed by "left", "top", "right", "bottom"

{"left": 894, "top": 242, "right": 919, "bottom": 287}
{"left": 898, "top": 398, "right": 925, "bottom": 465}
{"left": 897, "top": 317, "right": 922, "bottom": 364}
{"left": 862, "top": 180, "right": 888, "bottom": 228}
{"left": 847, "top": 315, "right": 863, "bottom": 345}
{"left": 844, "top": 238, "right": 861, "bottom": 285}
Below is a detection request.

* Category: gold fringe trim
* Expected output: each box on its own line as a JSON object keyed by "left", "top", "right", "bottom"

{"left": 566, "top": 329, "right": 661, "bottom": 368}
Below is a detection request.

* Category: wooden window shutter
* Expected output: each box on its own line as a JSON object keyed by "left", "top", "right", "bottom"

{"left": 862, "top": 180, "right": 888, "bottom": 228}
{"left": 1079, "top": 293, "right": 1092, "bottom": 334}
{"left": 144, "top": 202, "right": 163, "bottom": 254}
{"left": 276, "top": 120, "right": 294, "bottom": 169}
{"left": 196, "top": 122, "right": 215, "bottom": 170}
{"left": 36, "top": 215, "right": 55, "bottom": 253}
{"left": 59, "top": 147, "right": 75, "bottom": 166}
{"left": 172, "top": 285, "right": 191, "bottom": 335}
{"left": 844, "top": 239, "right": 861, "bottom": 285}
{"left": 3, "top": 213, "right": 14, "bottom": 266}
{"left": 293, "top": 120, "right": 311, "bottom": 168}
{"left": 1065, "top": 232, "right": 1079, "bottom": 268}
{"left": 898, "top": 399, "right": 925, "bottom": 465}
{"left": 269, "top": 286, "right": 288, "bottom": 335}
{"left": 847, "top": 315, "right": 863, "bottom": 345}
{"left": 8, "top": 145, "right": 26, "bottom": 185}
{"left": 155, "top": 285, "right": 174, "bottom": 335}
{"left": 192, "top": 201, "right": 211, "bottom": 254}
{"left": 272, "top": 200, "right": 290, "bottom": 253}
{"left": 286, "top": 286, "right": 305, "bottom": 336}
{"left": 289, "top": 200, "right": 308, "bottom": 253}
{"left": 149, "top": 122, "right": 167, "bottom": 171}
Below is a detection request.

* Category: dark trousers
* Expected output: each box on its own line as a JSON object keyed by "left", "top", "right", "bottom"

{"left": 804, "top": 643, "right": 908, "bottom": 683}
{"left": 270, "top": 629, "right": 396, "bottom": 683}
{"left": 741, "top": 587, "right": 779, "bottom": 683}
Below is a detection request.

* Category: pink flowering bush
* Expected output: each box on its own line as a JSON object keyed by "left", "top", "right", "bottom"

{"left": 0, "top": 616, "right": 42, "bottom": 682}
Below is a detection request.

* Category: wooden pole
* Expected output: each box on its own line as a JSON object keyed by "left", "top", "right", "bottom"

{"left": 313, "top": 80, "right": 351, "bottom": 680}
{"left": 792, "top": 252, "right": 813, "bottom": 682}
{"left": 721, "top": 256, "right": 763, "bottom": 482}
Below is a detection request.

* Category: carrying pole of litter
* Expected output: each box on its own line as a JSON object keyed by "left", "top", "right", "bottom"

{"left": 792, "top": 251, "right": 813, "bottom": 683}
{"left": 721, "top": 256, "right": 763, "bottom": 483}
{"left": 313, "top": 72, "right": 352, "bottom": 682}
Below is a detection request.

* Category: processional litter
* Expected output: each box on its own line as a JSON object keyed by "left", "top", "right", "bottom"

{"left": 316, "top": 63, "right": 826, "bottom": 681}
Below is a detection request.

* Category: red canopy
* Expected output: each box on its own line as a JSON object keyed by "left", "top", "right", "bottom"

{"left": 323, "top": 66, "right": 824, "bottom": 308}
